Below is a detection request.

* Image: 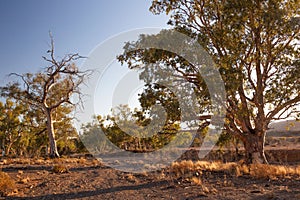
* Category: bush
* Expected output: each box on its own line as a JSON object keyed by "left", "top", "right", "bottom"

{"left": 52, "top": 164, "right": 69, "bottom": 173}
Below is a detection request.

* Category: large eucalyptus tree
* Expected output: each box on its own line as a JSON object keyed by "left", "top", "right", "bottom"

{"left": 119, "top": 0, "right": 300, "bottom": 163}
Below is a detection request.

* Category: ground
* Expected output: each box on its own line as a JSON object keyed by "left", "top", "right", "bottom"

{"left": 1, "top": 149, "right": 300, "bottom": 200}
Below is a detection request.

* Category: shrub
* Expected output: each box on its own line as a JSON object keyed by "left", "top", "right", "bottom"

{"left": 52, "top": 164, "right": 69, "bottom": 173}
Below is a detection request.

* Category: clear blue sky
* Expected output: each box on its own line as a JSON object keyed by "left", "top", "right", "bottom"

{"left": 0, "top": 0, "right": 169, "bottom": 85}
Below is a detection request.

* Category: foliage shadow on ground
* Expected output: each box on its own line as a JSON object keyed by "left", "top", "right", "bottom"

{"left": 5, "top": 180, "right": 169, "bottom": 200}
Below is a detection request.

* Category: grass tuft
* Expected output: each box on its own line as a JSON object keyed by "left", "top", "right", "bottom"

{"left": 171, "top": 160, "right": 300, "bottom": 180}
{"left": 52, "top": 164, "right": 69, "bottom": 173}
{"left": 0, "top": 171, "right": 16, "bottom": 196}
{"left": 248, "top": 164, "right": 300, "bottom": 179}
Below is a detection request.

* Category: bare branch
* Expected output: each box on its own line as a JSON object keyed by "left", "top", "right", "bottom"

{"left": 266, "top": 95, "right": 300, "bottom": 123}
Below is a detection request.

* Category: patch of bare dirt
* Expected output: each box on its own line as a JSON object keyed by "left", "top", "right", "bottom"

{"left": 0, "top": 155, "right": 300, "bottom": 200}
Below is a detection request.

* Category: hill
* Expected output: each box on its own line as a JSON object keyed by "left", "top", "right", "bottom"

{"left": 267, "top": 120, "right": 300, "bottom": 137}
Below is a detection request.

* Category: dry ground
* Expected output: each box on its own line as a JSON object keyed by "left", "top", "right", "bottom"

{"left": 0, "top": 154, "right": 300, "bottom": 200}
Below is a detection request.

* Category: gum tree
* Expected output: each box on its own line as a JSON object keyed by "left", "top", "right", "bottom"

{"left": 119, "top": 0, "right": 300, "bottom": 163}
{"left": 0, "top": 99, "right": 25, "bottom": 155}
{"left": 0, "top": 36, "right": 90, "bottom": 158}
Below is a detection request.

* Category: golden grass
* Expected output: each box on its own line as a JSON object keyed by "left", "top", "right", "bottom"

{"left": 0, "top": 157, "right": 99, "bottom": 167}
{"left": 249, "top": 164, "right": 300, "bottom": 179}
{"left": 171, "top": 160, "right": 300, "bottom": 180}
{"left": 0, "top": 171, "right": 16, "bottom": 196}
{"left": 52, "top": 164, "right": 69, "bottom": 173}
{"left": 125, "top": 173, "right": 137, "bottom": 183}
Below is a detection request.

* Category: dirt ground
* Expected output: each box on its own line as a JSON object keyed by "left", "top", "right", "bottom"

{"left": 1, "top": 153, "right": 300, "bottom": 200}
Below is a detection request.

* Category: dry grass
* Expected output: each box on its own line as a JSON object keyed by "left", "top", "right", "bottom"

{"left": 171, "top": 160, "right": 300, "bottom": 180}
{"left": 125, "top": 173, "right": 137, "bottom": 183}
{"left": 18, "top": 177, "right": 30, "bottom": 184}
{"left": 52, "top": 164, "right": 69, "bottom": 173}
{"left": 191, "top": 176, "right": 202, "bottom": 185}
{"left": 249, "top": 163, "right": 300, "bottom": 179}
{"left": 51, "top": 157, "right": 95, "bottom": 165}
{"left": 171, "top": 160, "right": 198, "bottom": 179}
{"left": 0, "top": 158, "right": 32, "bottom": 165}
{"left": 0, "top": 171, "right": 16, "bottom": 196}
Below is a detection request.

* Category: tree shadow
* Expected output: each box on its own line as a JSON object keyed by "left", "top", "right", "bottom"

{"left": 2, "top": 165, "right": 109, "bottom": 173}
{"left": 6, "top": 180, "right": 169, "bottom": 199}
{"left": 2, "top": 165, "right": 53, "bottom": 172}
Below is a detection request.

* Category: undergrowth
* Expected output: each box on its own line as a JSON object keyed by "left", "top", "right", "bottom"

{"left": 171, "top": 160, "right": 300, "bottom": 182}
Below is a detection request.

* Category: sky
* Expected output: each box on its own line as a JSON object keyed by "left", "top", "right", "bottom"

{"left": 0, "top": 0, "right": 169, "bottom": 82}
{"left": 0, "top": 0, "right": 170, "bottom": 120}
{"left": 0, "top": 1, "right": 297, "bottom": 130}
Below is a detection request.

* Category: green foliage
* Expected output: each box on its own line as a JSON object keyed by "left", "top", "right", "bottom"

{"left": 119, "top": 0, "right": 300, "bottom": 163}
{"left": 0, "top": 93, "right": 83, "bottom": 157}
{"left": 139, "top": 84, "right": 181, "bottom": 123}
{"left": 0, "top": 99, "right": 26, "bottom": 155}
{"left": 81, "top": 105, "right": 181, "bottom": 152}
{"left": 0, "top": 99, "right": 83, "bottom": 157}
{"left": 147, "top": 0, "right": 300, "bottom": 124}
{"left": 80, "top": 115, "right": 111, "bottom": 154}
{"left": 53, "top": 105, "right": 80, "bottom": 155}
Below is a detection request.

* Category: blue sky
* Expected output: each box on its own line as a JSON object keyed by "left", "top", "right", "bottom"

{"left": 0, "top": 0, "right": 170, "bottom": 121}
{"left": 0, "top": 0, "right": 169, "bottom": 84}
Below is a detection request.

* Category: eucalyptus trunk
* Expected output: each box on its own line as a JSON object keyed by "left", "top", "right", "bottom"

{"left": 5, "top": 142, "right": 13, "bottom": 156}
{"left": 242, "top": 131, "right": 268, "bottom": 164}
{"left": 45, "top": 108, "right": 60, "bottom": 158}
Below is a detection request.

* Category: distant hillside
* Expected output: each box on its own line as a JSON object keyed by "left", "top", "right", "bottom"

{"left": 267, "top": 120, "right": 300, "bottom": 137}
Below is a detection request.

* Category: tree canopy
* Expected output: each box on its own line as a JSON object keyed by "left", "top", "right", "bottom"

{"left": 119, "top": 0, "right": 300, "bottom": 163}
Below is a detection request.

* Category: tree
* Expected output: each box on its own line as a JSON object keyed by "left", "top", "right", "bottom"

{"left": 81, "top": 105, "right": 181, "bottom": 153}
{"left": 118, "top": 0, "right": 300, "bottom": 163}
{"left": 102, "top": 104, "right": 174, "bottom": 151}
{"left": 1, "top": 100, "right": 80, "bottom": 157}
{"left": 0, "top": 35, "right": 90, "bottom": 158}
{"left": 0, "top": 99, "right": 25, "bottom": 155}
{"left": 54, "top": 104, "right": 81, "bottom": 155}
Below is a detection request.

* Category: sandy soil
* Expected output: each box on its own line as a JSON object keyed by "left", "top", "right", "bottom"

{"left": 1, "top": 155, "right": 300, "bottom": 200}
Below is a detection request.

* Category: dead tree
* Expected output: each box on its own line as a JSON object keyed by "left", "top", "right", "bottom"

{"left": 1, "top": 34, "right": 91, "bottom": 158}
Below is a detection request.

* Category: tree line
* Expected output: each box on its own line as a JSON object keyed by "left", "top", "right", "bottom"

{"left": 0, "top": 0, "right": 299, "bottom": 164}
